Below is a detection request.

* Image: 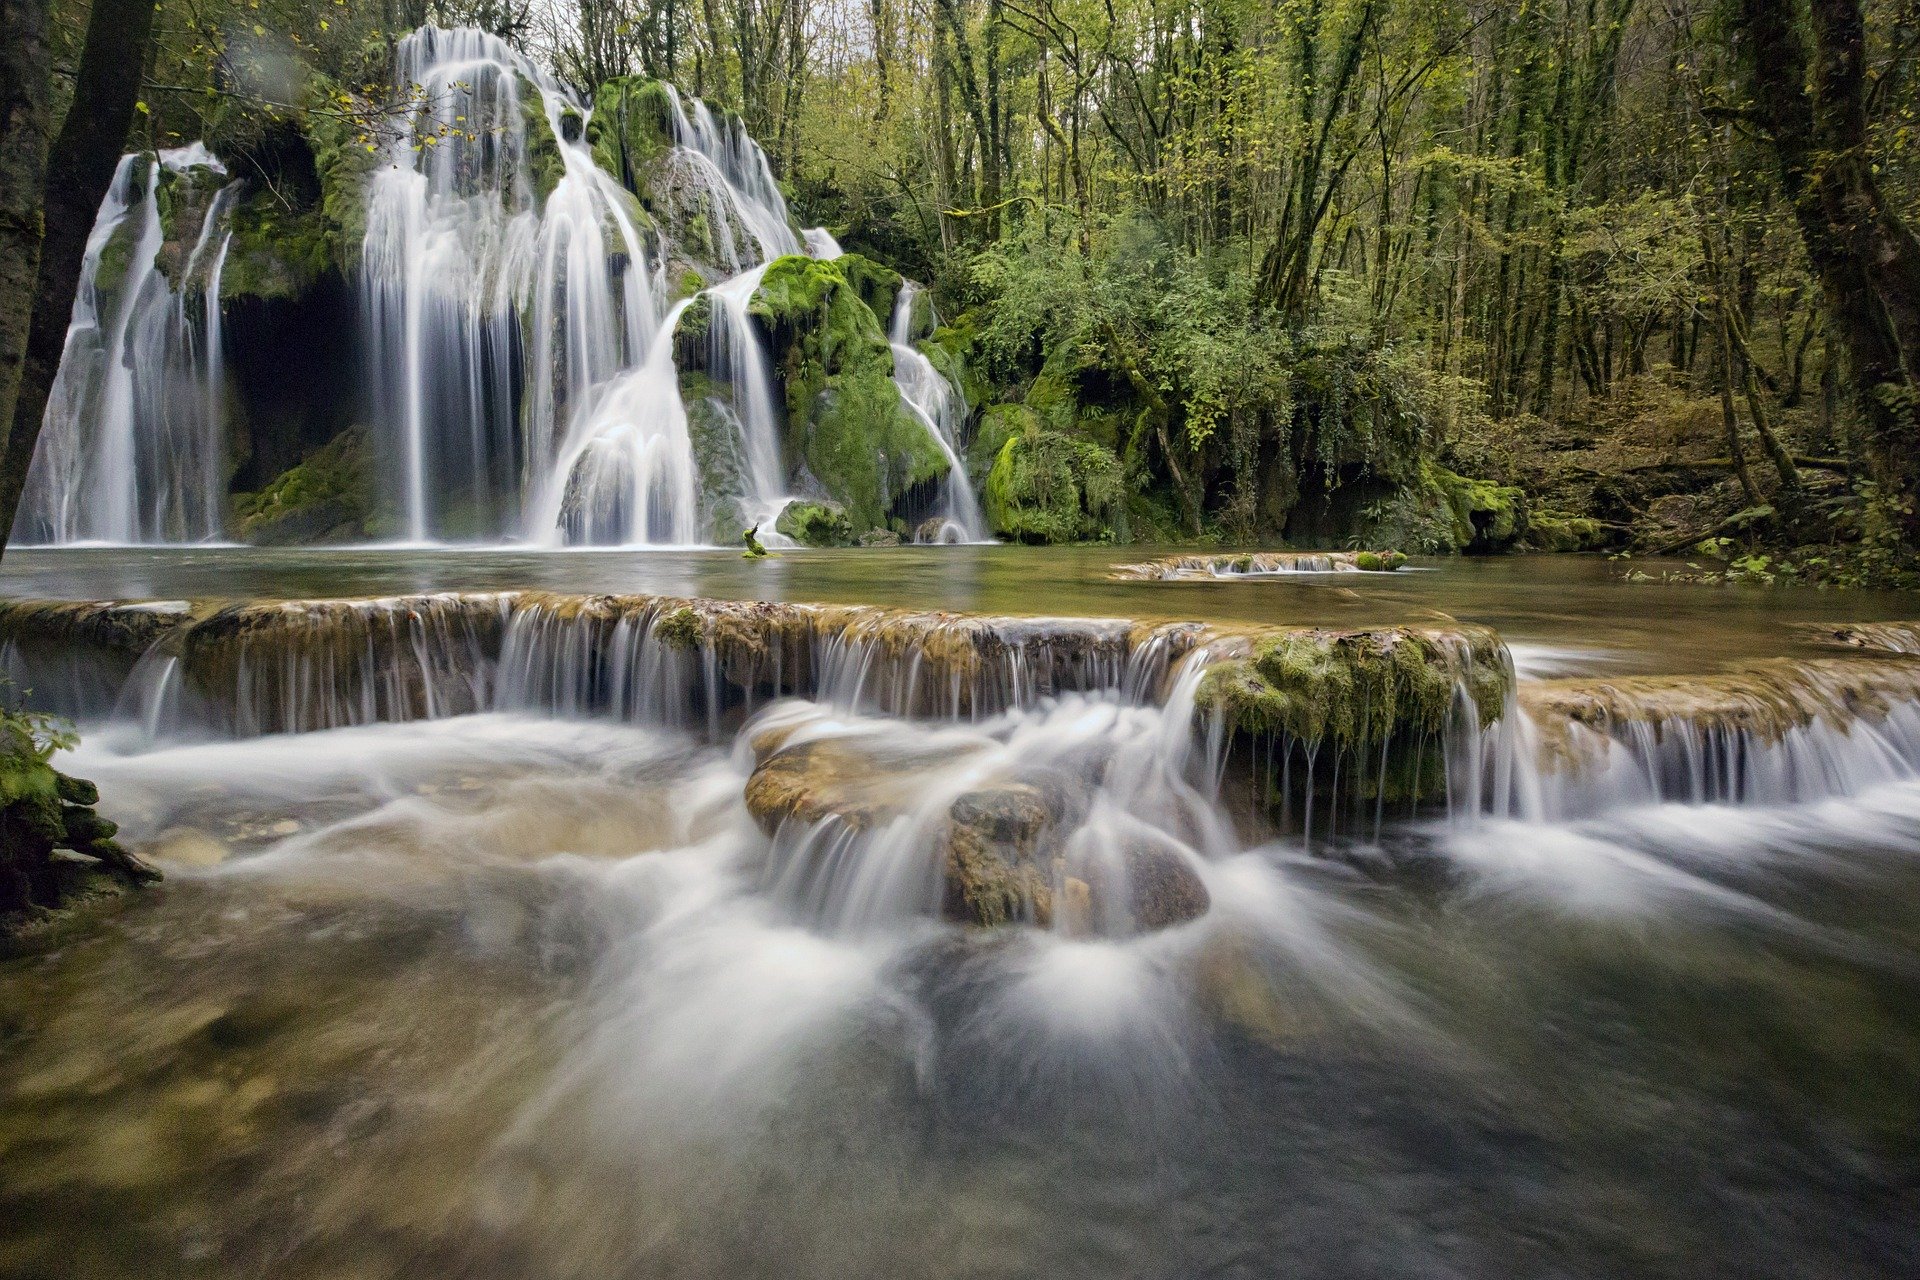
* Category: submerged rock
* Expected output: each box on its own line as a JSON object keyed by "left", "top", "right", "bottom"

{"left": 1110, "top": 551, "right": 1380, "bottom": 580}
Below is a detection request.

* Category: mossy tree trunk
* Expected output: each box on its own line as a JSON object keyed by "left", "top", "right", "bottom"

{"left": 1735, "top": 0, "right": 1920, "bottom": 542}
{"left": 0, "top": 0, "right": 159, "bottom": 559}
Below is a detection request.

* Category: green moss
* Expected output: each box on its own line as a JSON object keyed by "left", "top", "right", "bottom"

{"left": 750, "top": 255, "right": 947, "bottom": 531}
{"left": 220, "top": 186, "right": 333, "bottom": 302}
{"left": 1353, "top": 551, "right": 1407, "bottom": 572}
{"left": 654, "top": 606, "right": 702, "bottom": 650}
{"left": 231, "top": 426, "right": 375, "bottom": 544}
{"left": 968, "top": 403, "right": 1028, "bottom": 484}
{"left": 587, "top": 76, "right": 678, "bottom": 194}
{"left": 1197, "top": 626, "right": 1510, "bottom": 748}
{"left": 1526, "top": 511, "right": 1607, "bottom": 552}
{"left": 1362, "top": 461, "right": 1529, "bottom": 555}
{"left": 521, "top": 85, "right": 569, "bottom": 206}
{"left": 775, "top": 500, "right": 854, "bottom": 547}
{"left": 835, "top": 254, "right": 905, "bottom": 327}
{"left": 982, "top": 421, "right": 1125, "bottom": 544}
{"left": 303, "top": 76, "right": 381, "bottom": 269}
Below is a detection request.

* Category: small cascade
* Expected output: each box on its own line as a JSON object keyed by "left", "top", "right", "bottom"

{"left": 802, "top": 227, "right": 844, "bottom": 258}
{"left": 702, "top": 266, "right": 793, "bottom": 534}
{"left": 1110, "top": 552, "right": 1378, "bottom": 581}
{"left": 661, "top": 86, "right": 801, "bottom": 267}
{"left": 529, "top": 301, "right": 702, "bottom": 545}
{"left": 1453, "top": 657, "right": 1920, "bottom": 821}
{"left": 17, "top": 147, "right": 235, "bottom": 546}
{"left": 888, "top": 284, "right": 984, "bottom": 543}
{"left": 744, "top": 651, "right": 1221, "bottom": 936}
{"left": 363, "top": 26, "right": 658, "bottom": 542}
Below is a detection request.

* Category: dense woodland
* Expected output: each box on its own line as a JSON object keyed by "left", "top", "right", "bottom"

{"left": 4, "top": 0, "right": 1920, "bottom": 578}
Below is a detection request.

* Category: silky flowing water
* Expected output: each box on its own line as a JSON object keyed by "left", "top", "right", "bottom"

{"left": 1, "top": 550, "right": 1917, "bottom": 1278}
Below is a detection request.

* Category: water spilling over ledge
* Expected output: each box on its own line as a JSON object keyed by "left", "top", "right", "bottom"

{"left": 1109, "top": 551, "right": 1404, "bottom": 580}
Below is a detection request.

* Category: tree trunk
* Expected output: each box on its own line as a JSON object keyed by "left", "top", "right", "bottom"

{"left": 1736, "top": 0, "right": 1920, "bottom": 538}
{"left": 0, "top": 0, "right": 160, "bottom": 558}
{"left": 0, "top": 0, "right": 51, "bottom": 445}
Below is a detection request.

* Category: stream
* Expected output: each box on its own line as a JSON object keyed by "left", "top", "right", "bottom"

{"left": 1, "top": 549, "right": 1916, "bottom": 1279}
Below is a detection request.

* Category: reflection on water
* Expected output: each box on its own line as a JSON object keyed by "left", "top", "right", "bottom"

{"left": 2, "top": 702, "right": 1917, "bottom": 1278}
{"left": 5, "top": 545, "right": 1917, "bottom": 673}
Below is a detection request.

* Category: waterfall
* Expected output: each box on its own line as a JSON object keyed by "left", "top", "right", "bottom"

{"left": 527, "top": 301, "right": 703, "bottom": 546}
{"left": 16, "top": 147, "right": 235, "bottom": 546}
{"left": 661, "top": 86, "right": 802, "bottom": 267}
{"left": 364, "top": 26, "right": 659, "bottom": 543}
{"left": 889, "top": 283, "right": 985, "bottom": 543}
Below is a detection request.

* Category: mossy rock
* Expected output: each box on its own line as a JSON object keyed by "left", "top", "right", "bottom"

{"left": 1353, "top": 551, "right": 1408, "bottom": 572}
{"left": 982, "top": 419, "right": 1125, "bottom": 544}
{"left": 587, "top": 76, "right": 679, "bottom": 194}
{"left": 967, "top": 403, "right": 1028, "bottom": 485}
{"left": 230, "top": 425, "right": 376, "bottom": 544}
{"left": 220, "top": 185, "right": 334, "bottom": 302}
{"left": 678, "top": 370, "right": 753, "bottom": 540}
{"left": 1361, "top": 461, "right": 1529, "bottom": 555}
{"left": 750, "top": 255, "right": 948, "bottom": 532}
{"left": 1, "top": 712, "right": 158, "bottom": 927}
{"left": 1525, "top": 511, "right": 1608, "bottom": 552}
{"left": 775, "top": 500, "right": 853, "bottom": 547}
{"left": 835, "top": 254, "right": 905, "bottom": 329}
{"left": 521, "top": 86, "right": 570, "bottom": 206}
{"left": 1196, "top": 624, "right": 1511, "bottom": 817}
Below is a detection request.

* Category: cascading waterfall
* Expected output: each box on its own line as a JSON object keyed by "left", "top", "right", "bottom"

{"left": 661, "top": 86, "right": 802, "bottom": 267}
{"left": 363, "top": 26, "right": 660, "bottom": 543}
{"left": 16, "top": 147, "right": 236, "bottom": 546}
{"left": 889, "top": 284, "right": 985, "bottom": 543}
{"left": 20, "top": 25, "right": 925, "bottom": 550}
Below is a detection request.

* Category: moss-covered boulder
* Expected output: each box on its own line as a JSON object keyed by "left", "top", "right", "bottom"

{"left": 835, "top": 254, "right": 905, "bottom": 330}
{"left": 231, "top": 426, "right": 377, "bottom": 544}
{"left": 776, "top": 500, "right": 853, "bottom": 547}
{"left": 1525, "top": 511, "right": 1608, "bottom": 552}
{"left": 586, "top": 75, "right": 679, "bottom": 196}
{"left": 982, "top": 416, "right": 1125, "bottom": 544}
{"left": 1196, "top": 624, "right": 1511, "bottom": 816}
{"left": 1, "top": 710, "right": 158, "bottom": 931}
{"left": 749, "top": 255, "right": 948, "bottom": 532}
{"left": 1357, "top": 461, "right": 1529, "bottom": 555}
